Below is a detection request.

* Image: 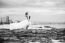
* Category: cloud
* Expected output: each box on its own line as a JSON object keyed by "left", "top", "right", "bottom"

{"left": 0, "top": 0, "right": 65, "bottom": 8}
{"left": 0, "top": 0, "right": 28, "bottom": 7}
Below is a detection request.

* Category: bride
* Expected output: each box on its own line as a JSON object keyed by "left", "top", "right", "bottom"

{"left": 0, "top": 12, "right": 31, "bottom": 30}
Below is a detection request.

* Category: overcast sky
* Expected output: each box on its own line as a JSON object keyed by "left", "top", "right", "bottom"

{"left": 0, "top": 0, "right": 65, "bottom": 23}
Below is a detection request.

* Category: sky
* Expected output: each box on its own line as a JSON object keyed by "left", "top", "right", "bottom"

{"left": 0, "top": 0, "right": 65, "bottom": 23}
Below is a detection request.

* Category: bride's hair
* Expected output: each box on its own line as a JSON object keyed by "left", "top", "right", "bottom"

{"left": 25, "top": 12, "right": 31, "bottom": 20}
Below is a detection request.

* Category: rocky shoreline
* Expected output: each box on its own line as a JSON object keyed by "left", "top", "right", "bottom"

{"left": 0, "top": 28, "right": 65, "bottom": 43}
